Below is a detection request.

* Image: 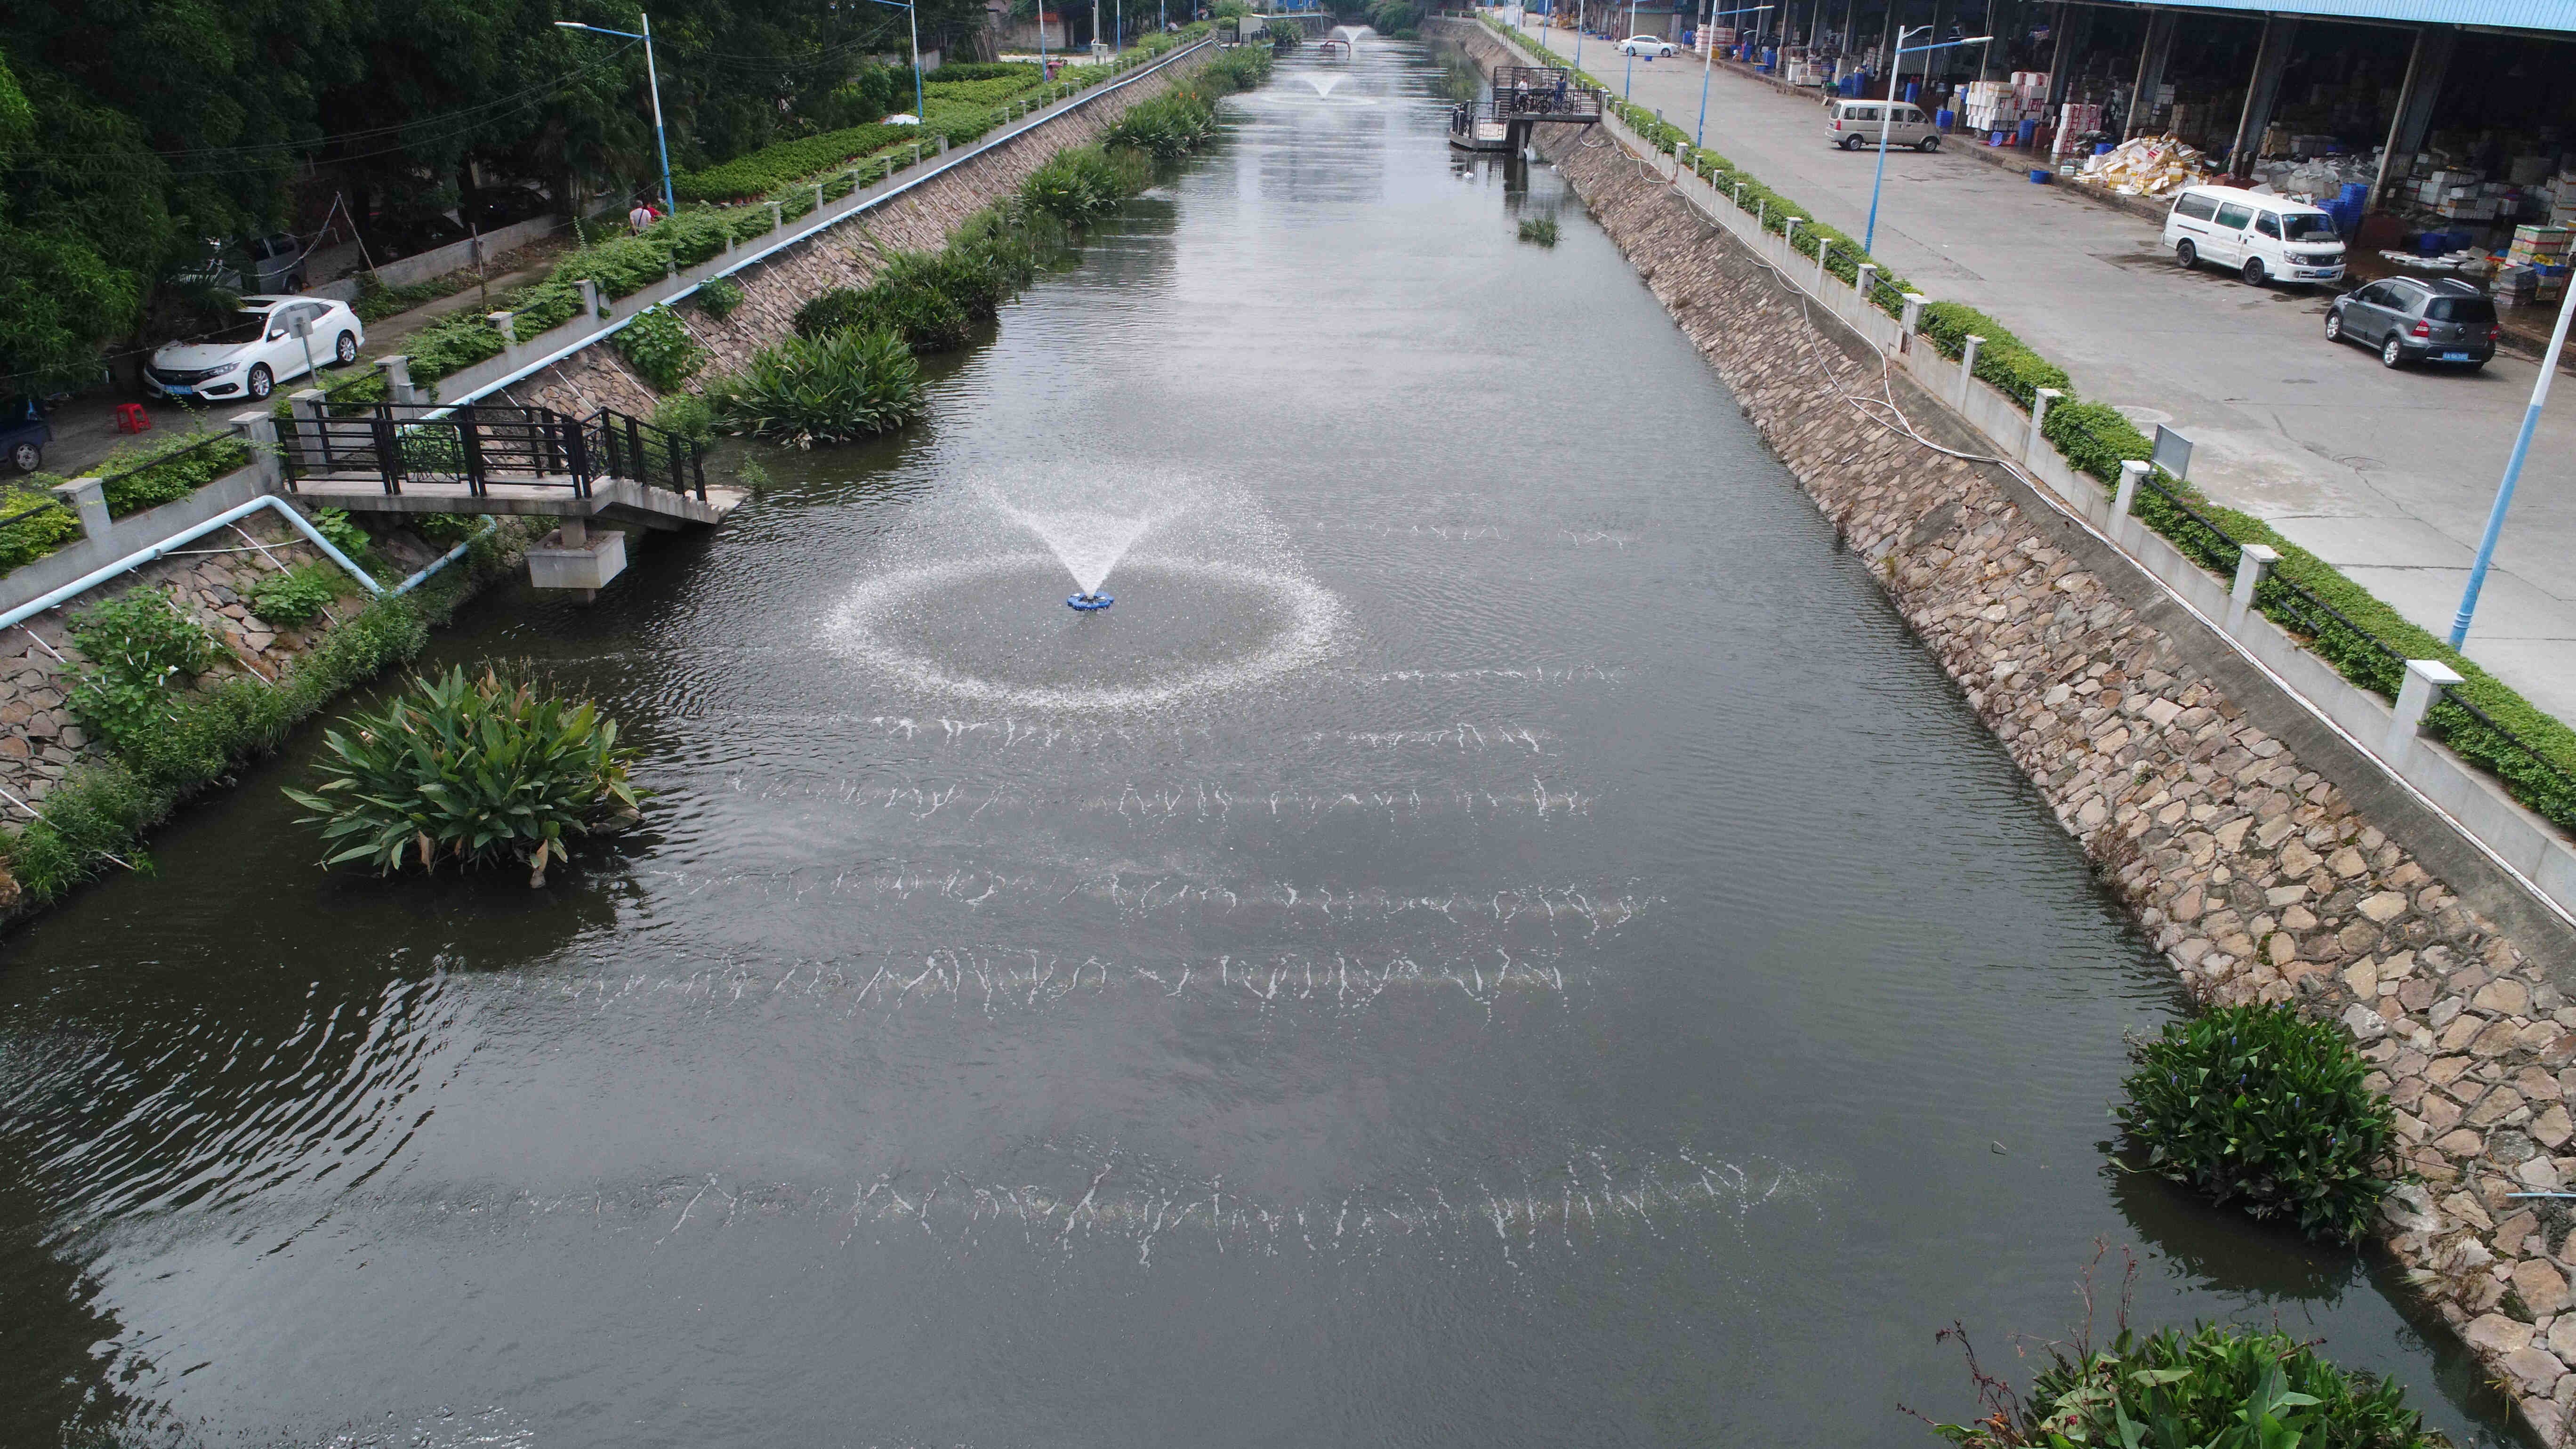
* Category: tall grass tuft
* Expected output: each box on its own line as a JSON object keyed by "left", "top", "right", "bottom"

{"left": 709, "top": 329, "right": 925, "bottom": 447}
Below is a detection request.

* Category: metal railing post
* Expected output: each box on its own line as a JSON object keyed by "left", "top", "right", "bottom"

{"left": 2111, "top": 459, "right": 2148, "bottom": 543}
{"left": 2027, "top": 386, "right": 2062, "bottom": 465}
{"left": 565, "top": 417, "right": 592, "bottom": 495}
{"left": 459, "top": 404, "right": 488, "bottom": 496}
{"left": 292, "top": 388, "right": 333, "bottom": 473}
{"left": 2227, "top": 542, "right": 2277, "bottom": 635}
{"left": 666, "top": 433, "right": 685, "bottom": 495}
{"left": 625, "top": 416, "right": 645, "bottom": 485}
{"left": 692, "top": 446, "right": 708, "bottom": 501}
{"left": 2386, "top": 659, "right": 2465, "bottom": 761}
{"left": 371, "top": 405, "right": 403, "bottom": 494}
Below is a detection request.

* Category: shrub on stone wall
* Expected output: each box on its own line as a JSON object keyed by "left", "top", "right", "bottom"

{"left": 246, "top": 564, "right": 347, "bottom": 627}
{"left": 95, "top": 432, "right": 256, "bottom": 516}
{"left": 614, "top": 304, "right": 707, "bottom": 390}
{"left": 709, "top": 328, "right": 925, "bottom": 447}
{"left": 696, "top": 276, "right": 745, "bottom": 320}
{"left": 285, "top": 665, "right": 644, "bottom": 886}
{"left": 1930, "top": 1321, "right": 2445, "bottom": 1448}
{"left": 2116, "top": 1003, "right": 2397, "bottom": 1243}
{"left": 64, "top": 589, "right": 225, "bottom": 757}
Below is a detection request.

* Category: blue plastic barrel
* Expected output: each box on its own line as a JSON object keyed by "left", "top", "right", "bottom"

{"left": 2094, "top": 141, "right": 2114, "bottom": 155}
{"left": 2029, "top": 169, "right": 2052, "bottom": 184}
{"left": 1935, "top": 107, "right": 1954, "bottom": 129}
{"left": 2017, "top": 118, "right": 2037, "bottom": 145}
{"left": 1904, "top": 80, "right": 1919, "bottom": 102}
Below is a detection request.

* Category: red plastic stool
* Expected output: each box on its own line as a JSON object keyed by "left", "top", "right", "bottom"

{"left": 115, "top": 402, "right": 152, "bottom": 434}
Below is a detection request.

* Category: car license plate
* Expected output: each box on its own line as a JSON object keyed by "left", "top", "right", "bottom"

{"left": 2440, "top": 351, "right": 2472, "bottom": 362}
{"left": 162, "top": 385, "right": 193, "bottom": 396}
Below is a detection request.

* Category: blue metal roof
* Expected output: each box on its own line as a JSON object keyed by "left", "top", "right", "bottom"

{"left": 2089, "top": 0, "right": 2576, "bottom": 34}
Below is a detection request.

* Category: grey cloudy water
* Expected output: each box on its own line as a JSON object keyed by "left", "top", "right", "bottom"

{"left": 0, "top": 40, "right": 2518, "bottom": 1449}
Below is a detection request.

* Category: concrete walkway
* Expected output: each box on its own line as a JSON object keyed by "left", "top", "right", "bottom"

{"left": 1514, "top": 21, "right": 2576, "bottom": 724}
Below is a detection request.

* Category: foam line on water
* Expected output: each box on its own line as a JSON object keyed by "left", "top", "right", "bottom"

{"left": 663, "top": 716, "right": 1562, "bottom": 755}
{"left": 719, "top": 775, "right": 1592, "bottom": 822}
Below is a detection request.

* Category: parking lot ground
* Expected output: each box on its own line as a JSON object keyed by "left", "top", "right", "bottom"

{"left": 1519, "top": 19, "right": 2576, "bottom": 723}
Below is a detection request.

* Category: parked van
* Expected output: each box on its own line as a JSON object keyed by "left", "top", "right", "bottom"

{"left": 2162, "top": 185, "right": 2346, "bottom": 287}
{"left": 1823, "top": 99, "right": 1939, "bottom": 152}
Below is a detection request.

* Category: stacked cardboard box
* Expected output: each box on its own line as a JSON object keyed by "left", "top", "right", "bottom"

{"left": 2511, "top": 224, "right": 2573, "bottom": 266}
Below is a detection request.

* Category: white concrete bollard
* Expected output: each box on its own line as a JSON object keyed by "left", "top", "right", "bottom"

{"left": 2026, "top": 386, "right": 2061, "bottom": 465}
{"left": 578, "top": 278, "right": 602, "bottom": 321}
{"left": 1816, "top": 238, "right": 1830, "bottom": 291}
{"left": 1900, "top": 292, "right": 1927, "bottom": 345}
{"left": 487, "top": 311, "right": 515, "bottom": 345}
{"left": 2227, "top": 543, "right": 2278, "bottom": 636}
{"left": 2385, "top": 658, "right": 2465, "bottom": 761}
{"left": 768, "top": 201, "right": 784, "bottom": 233}
{"left": 231, "top": 410, "right": 283, "bottom": 492}
{"left": 376, "top": 354, "right": 418, "bottom": 407}
{"left": 2111, "top": 459, "right": 2148, "bottom": 543}
{"left": 50, "top": 477, "right": 109, "bottom": 538}
{"left": 1855, "top": 263, "right": 1878, "bottom": 306}
{"left": 1957, "top": 335, "right": 1983, "bottom": 408}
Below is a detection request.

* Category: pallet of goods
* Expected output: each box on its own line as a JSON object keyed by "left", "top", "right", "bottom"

{"left": 2077, "top": 134, "right": 2210, "bottom": 197}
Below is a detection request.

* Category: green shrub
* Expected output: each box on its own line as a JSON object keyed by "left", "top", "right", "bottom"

{"left": 672, "top": 121, "right": 919, "bottom": 203}
{"left": 926, "top": 61, "right": 1044, "bottom": 83}
{"left": 412, "top": 513, "right": 489, "bottom": 549}
{"left": 402, "top": 310, "right": 507, "bottom": 384}
{"left": 614, "top": 304, "right": 707, "bottom": 390}
{"left": 1, "top": 762, "right": 157, "bottom": 902}
{"left": 95, "top": 432, "right": 255, "bottom": 515}
{"left": 1932, "top": 1322, "right": 2446, "bottom": 1449}
{"left": 550, "top": 232, "right": 673, "bottom": 300}
{"left": 1198, "top": 42, "right": 1274, "bottom": 92}
{"left": 1917, "top": 301, "right": 2071, "bottom": 408}
{"left": 1518, "top": 216, "right": 1559, "bottom": 246}
{"left": 1021, "top": 145, "right": 1151, "bottom": 223}
{"left": 1109, "top": 89, "right": 1218, "bottom": 157}
{"left": 0, "top": 494, "right": 83, "bottom": 571}
{"left": 284, "top": 665, "right": 644, "bottom": 885}
{"left": 64, "top": 589, "right": 225, "bottom": 756}
{"left": 246, "top": 564, "right": 346, "bottom": 627}
{"left": 503, "top": 280, "right": 589, "bottom": 337}
{"left": 709, "top": 327, "right": 925, "bottom": 447}
{"left": 2116, "top": 1004, "right": 2396, "bottom": 1244}
{"left": 697, "top": 275, "right": 745, "bottom": 320}
{"left": 352, "top": 274, "right": 455, "bottom": 323}
{"left": 650, "top": 392, "right": 716, "bottom": 442}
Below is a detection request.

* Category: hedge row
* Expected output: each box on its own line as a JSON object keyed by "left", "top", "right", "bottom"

{"left": 1481, "top": 15, "right": 2576, "bottom": 835}
{"left": 674, "top": 121, "right": 922, "bottom": 204}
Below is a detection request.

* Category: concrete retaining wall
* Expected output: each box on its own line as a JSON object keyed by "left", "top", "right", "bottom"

{"left": 1444, "top": 17, "right": 2576, "bottom": 1440}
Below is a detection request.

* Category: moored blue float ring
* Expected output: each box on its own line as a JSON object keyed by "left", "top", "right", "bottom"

{"left": 1066, "top": 592, "right": 1114, "bottom": 611}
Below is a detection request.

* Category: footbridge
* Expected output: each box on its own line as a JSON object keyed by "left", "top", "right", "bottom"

{"left": 279, "top": 402, "right": 741, "bottom": 531}
{"left": 1455, "top": 69, "right": 1602, "bottom": 153}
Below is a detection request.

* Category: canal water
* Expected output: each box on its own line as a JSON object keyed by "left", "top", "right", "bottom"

{"left": 0, "top": 40, "right": 2517, "bottom": 1449}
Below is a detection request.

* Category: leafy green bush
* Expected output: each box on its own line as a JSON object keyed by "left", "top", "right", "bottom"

{"left": 1198, "top": 42, "right": 1274, "bottom": 92}
{"left": 858, "top": 274, "right": 972, "bottom": 353}
{"left": 95, "top": 432, "right": 255, "bottom": 515}
{"left": 64, "top": 589, "right": 224, "bottom": 755}
{"left": 549, "top": 232, "right": 673, "bottom": 300}
{"left": 352, "top": 274, "right": 456, "bottom": 323}
{"left": 696, "top": 275, "right": 745, "bottom": 320}
{"left": 1918, "top": 301, "right": 2071, "bottom": 408}
{"left": 2116, "top": 1004, "right": 2396, "bottom": 1243}
{"left": 709, "top": 328, "right": 925, "bottom": 447}
{"left": 1518, "top": 216, "right": 1559, "bottom": 246}
{"left": 306, "top": 507, "right": 373, "bottom": 562}
{"left": 650, "top": 392, "right": 716, "bottom": 442}
{"left": 614, "top": 304, "right": 706, "bottom": 390}
{"left": 284, "top": 665, "right": 644, "bottom": 885}
{"left": 794, "top": 287, "right": 876, "bottom": 339}
{"left": 0, "top": 761, "right": 157, "bottom": 902}
{"left": 0, "top": 494, "right": 83, "bottom": 571}
{"left": 246, "top": 564, "right": 346, "bottom": 627}
{"left": 402, "top": 310, "right": 507, "bottom": 384}
{"left": 1932, "top": 1322, "right": 2445, "bottom": 1449}
{"left": 926, "top": 61, "right": 1045, "bottom": 83}
{"left": 412, "top": 513, "right": 489, "bottom": 549}
{"left": 503, "top": 280, "right": 589, "bottom": 337}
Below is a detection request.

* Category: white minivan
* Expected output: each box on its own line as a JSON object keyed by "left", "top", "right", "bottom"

{"left": 2163, "top": 184, "right": 2346, "bottom": 286}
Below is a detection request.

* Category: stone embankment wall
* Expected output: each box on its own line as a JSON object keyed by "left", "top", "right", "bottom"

{"left": 0, "top": 514, "right": 451, "bottom": 811}
{"left": 525, "top": 50, "right": 1213, "bottom": 419}
{"left": 1481, "top": 30, "right": 2576, "bottom": 1441}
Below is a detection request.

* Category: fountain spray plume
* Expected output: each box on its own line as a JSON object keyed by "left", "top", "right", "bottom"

{"left": 982, "top": 490, "right": 1158, "bottom": 611}
{"left": 1301, "top": 74, "right": 1345, "bottom": 97}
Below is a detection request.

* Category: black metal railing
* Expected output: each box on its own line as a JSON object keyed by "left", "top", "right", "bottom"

{"left": 1491, "top": 70, "right": 1603, "bottom": 121}
{"left": 280, "top": 401, "right": 704, "bottom": 501}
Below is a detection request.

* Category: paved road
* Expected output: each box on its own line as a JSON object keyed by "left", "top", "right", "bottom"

{"left": 1520, "top": 21, "right": 2576, "bottom": 722}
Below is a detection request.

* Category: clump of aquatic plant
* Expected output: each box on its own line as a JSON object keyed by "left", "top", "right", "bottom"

{"left": 2115, "top": 1003, "right": 2396, "bottom": 1244}
{"left": 284, "top": 664, "right": 645, "bottom": 886}
{"left": 1926, "top": 1319, "right": 2447, "bottom": 1449}
{"left": 1108, "top": 89, "right": 1218, "bottom": 158}
{"left": 1019, "top": 145, "right": 1151, "bottom": 223}
{"left": 1518, "top": 216, "right": 1560, "bottom": 247}
{"left": 708, "top": 328, "right": 924, "bottom": 447}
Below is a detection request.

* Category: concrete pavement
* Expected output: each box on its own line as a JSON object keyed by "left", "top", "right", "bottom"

{"left": 1513, "top": 20, "right": 2576, "bottom": 724}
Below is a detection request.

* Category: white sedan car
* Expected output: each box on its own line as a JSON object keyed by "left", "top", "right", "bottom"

{"left": 1618, "top": 34, "right": 1676, "bottom": 56}
{"left": 146, "top": 295, "right": 366, "bottom": 404}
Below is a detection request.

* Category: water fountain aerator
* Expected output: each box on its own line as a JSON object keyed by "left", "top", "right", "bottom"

{"left": 1067, "top": 592, "right": 1115, "bottom": 611}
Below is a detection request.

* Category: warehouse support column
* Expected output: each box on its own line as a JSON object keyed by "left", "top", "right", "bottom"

{"left": 2369, "top": 25, "right": 2454, "bottom": 212}
{"left": 2042, "top": 3, "right": 2085, "bottom": 113}
{"left": 1980, "top": 0, "right": 2013, "bottom": 80}
{"left": 1877, "top": 0, "right": 1904, "bottom": 94}
{"left": 2123, "top": 10, "right": 2174, "bottom": 140}
{"left": 1921, "top": 0, "right": 1952, "bottom": 90}
{"left": 2226, "top": 16, "right": 2299, "bottom": 178}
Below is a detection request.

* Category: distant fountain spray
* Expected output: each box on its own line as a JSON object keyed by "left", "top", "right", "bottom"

{"left": 1301, "top": 74, "right": 1345, "bottom": 97}
{"left": 999, "top": 507, "right": 1155, "bottom": 611}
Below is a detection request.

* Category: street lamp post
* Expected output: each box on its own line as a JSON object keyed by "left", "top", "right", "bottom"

{"left": 1863, "top": 27, "right": 1988, "bottom": 252}
{"left": 1622, "top": 0, "right": 1638, "bottom": 98}
{"left": 856, "top": 0, "right": 927, "bottom": 125}
{"left": 1693, "top": 2, "right": 1771, "bottom": 149}
{"left": 555, "top": 14, "right": 676, "bottom": 218}
{"left": 2451, "top": 280, "right": 2576, "bottom": 646}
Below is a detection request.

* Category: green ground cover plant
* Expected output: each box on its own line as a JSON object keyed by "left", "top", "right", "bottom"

{"left": 1022, "top": 145, "right": 1154, "bottom": 223}
{"left": 709, "top": 328, "right": 924, "bottom": 446}
{"left": 1518, "top": 216, "right": 1559, "bottom": 246}
{"left": 0, "top": 493, "right": 84, "bottom": 571}
{"left": 696, "top": 275, "right": 745, "bottom": 320}
{"left": 284, "top": 664, "right": 644, "bottom": 886}
{"left": 1931, "top": 1320, "right": 2446, "bottom": 1448}
{"left": 2116, "top": 1003, "right": 2397, "bottom": 1243}
{"left": 351, "top": 274, "right": 458, "bottom": 324}
{"left": 64, "top": 589, "right": 225, "bottom": 757}
{"left": 1479, "top": 13, "right": 2576, "bottom": 841}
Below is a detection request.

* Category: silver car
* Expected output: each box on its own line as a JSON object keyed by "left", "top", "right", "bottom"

{"left": 1824, "top": 98, "right": 1940, "bottom": 151}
